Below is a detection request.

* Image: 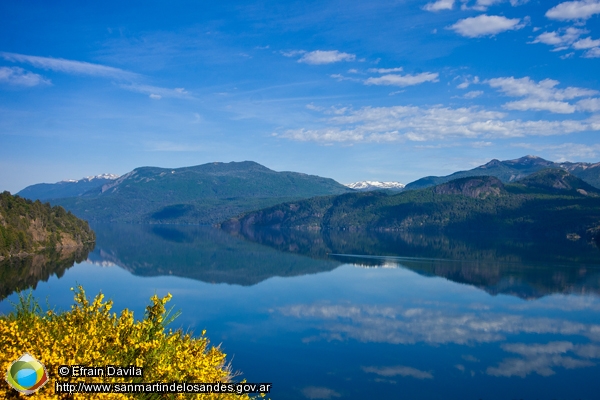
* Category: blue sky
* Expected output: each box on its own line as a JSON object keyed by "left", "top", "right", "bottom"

{"left": 1, "top": 0, "right": 599, "bottom": 192}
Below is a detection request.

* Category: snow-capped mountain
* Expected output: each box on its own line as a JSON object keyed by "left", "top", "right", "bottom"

{"left": 61, "top": 173, "right": 120, "bottom": 183}
{"left": 345, "top": 181, "right": 405, "bottom": 191}
{"left": 18, "top": 173, "right": 121, "bottom": 201}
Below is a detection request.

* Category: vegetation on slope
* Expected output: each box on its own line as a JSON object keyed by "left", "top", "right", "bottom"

{"left": 405, "top": 155, "right": 600, "bottom": 190}
{"left": 43, "top": 161, "right": 351, "bottom": 224}
{"left": 0, "top": 192, "right": 95, "bottom": 259}
{"left": 0, "top": 287, "right": 258, "bottom": 399}
{"left": 224, "top": 170, "right": 600, "bottom": 240}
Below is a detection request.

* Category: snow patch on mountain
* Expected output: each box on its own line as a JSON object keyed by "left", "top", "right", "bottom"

{"left": 61, "top": 174, "right": 120, "bottom": 183}
{"left": 345, "top": 181, "right": 405, "bottom": 191}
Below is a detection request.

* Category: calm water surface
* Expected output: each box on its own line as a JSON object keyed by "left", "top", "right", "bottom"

{"left": 1, "top": 224, "right": 600, "bottom": 400}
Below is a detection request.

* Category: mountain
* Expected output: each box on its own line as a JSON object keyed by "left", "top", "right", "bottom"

{"left": 511, "top": 169, "right": 600, "bottom": 196}
{"left": 404, "top": 155, "right": 600, "bottom": 190}
{"left": 39, "top": 161, "right": 352, "bottom": 224}
{"left": 345, "top": 181, "right": 405, "bottom": 191}
{"left": 18, "top": 174, "right": 120, "bottom": 201}
{"left": 0, "top": 191, "right": 95, "bottom": 260}
{"left": 223, "top": 169, "right": 600, "bottom": 241}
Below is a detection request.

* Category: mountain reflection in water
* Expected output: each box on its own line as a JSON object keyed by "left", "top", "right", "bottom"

{"left": 1, "top": 223, "right": 599, "bottom": 400}
{"left": 83, "top": 223, "right": 600, "bottom": 299}
{"left": 88, "top": 224, "right": 340, "bottom": 286}
{"left": 225, "top": 225, "right": 600, "bottom": 299}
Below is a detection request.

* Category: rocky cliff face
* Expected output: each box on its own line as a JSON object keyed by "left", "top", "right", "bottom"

{"left": 433, "top": 176, "right": 506, "bottom": 199}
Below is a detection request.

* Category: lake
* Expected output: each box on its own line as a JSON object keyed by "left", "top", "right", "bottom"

{"left": 1, "top": 224, "right": 600, "bottom": 400}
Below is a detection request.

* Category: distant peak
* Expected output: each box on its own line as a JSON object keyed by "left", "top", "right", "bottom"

{"left": 511, "top": 155, "right": 549, "bottom": 163}
{"left": 345, "top": 181, "right": 405, "bottom": 191}
{"left": 61, "top": 173, "right": 120, "bottom": 183}
{"left": 85, "top": 173, "right": 120, "bottom": 181}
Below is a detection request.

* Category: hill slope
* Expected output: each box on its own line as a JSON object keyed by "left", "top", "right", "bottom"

{"left": 405, "top": 155, "right": 600, "bottom": 190}
{"left": 224, "top": 170, "right": 600, "bottom": 240}
{"left": 17, "top": 174, "right": 119, "bottom": 201}
{"left": 42, "top": 161, "right": 352, "bottom": 224}
{"left": 0, "top": 191, "right": 95, "bottom": 259}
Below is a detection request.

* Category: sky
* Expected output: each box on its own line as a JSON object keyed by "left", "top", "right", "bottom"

{"left": 1, "top": 0, "right": 599, "bottom": 193}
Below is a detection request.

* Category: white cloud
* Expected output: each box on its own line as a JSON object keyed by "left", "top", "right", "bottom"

{"left": 424, "top": 0, "right": 455, "bottom": 11}
{"left": 457, "top": 76, "right": 480, "bottom": 89}
{"left": 0, "top": 52, "right": 137, "bottom": 80}
{"left": 450, "top": 15, "right": 525, "bottom": 37}
{"left": 120, "top": 83, "right": 191, "bottom": 99}
{"left": 584, "top": 47, "right": 600, "bottom": 57}
{"left": 503, "top": 99, "right": 576, "bottom": 113}
{"left": 0, "top": 66, "right": 51, "bottom": 87}
{"left": 572, "top": 37, "right": 600, "bottom": 49}
{"left": 546, "top": 0, "right": 600, "bottom": 21}
{"left": 330, "top": 73, "right": 362, "bottom": 82}
{"left": 364, "top": 72, "right": 439, "bottom": 87}
{"left": 298, "top": 50, "right": 356, "bottom": 65}
{"left": 531, "top": 27, "right": 586, "bottom": 48}
{"left": 274, "top": 103, "right": 599, "bottom": 144}
{"left": 368, "top": 67, "right": 404, "bottom": 73}
{"left": 577, "top": 98, "right": 600, "bottom": 111}
{"left": 464, "top": 90, "right": 484, "bottom": 99}
{"left": 363, "top": 365, "right": 433, "bottom": 379}
{"left": 280, "top": 50, "right": 306, "bottom": 58}
{"left": 530, "top": 28, "right": 600, "bottom": 57}
{"left": 486, "top": 76, "right": 598, "bottom": 113}
{"left": 512, "top": 142, "right": 600, "bottom": 160}
{"left": 461, "top": 0, "right": 529, "bottom": 11}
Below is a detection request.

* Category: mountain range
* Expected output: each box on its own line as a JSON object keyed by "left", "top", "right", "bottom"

{"left": 224, "top": 169, "right": 600, "bottom": 241}
{"left": 18, "top": 161, "right": 351, "bottom": 224}
{"left": 17, "top": 174, "right": 120, "bottom": 201}
{"left": 15, "top": 155, "right": 600, "bottom": 228}
{"left": 405, "top": 155, "right": 600, "bottom": 190}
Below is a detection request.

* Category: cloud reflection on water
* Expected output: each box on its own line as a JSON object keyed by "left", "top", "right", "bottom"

{"left": 278, "top": 303, "right": 600, "bottom": 345}
{"left": 487, "top": 342, "right": 600, "bottom": 378}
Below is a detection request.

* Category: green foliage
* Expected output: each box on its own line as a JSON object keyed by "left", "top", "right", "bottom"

{"left": 404, "top": 155, "right": 600, "bottom": 190}
{"left": 45, "top": 161, "right": 351, "bottom": 224}
{"left": 230, "top": 172, "right": 600, "bottom": 239}
{"left": 0, "top": 191, "right": 95, "bottom": 258}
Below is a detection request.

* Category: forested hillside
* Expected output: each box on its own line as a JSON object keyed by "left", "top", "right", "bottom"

{"left": 0, "top": 192, "right": 95, "bottom": 259}
{"left": 224, "top": 170, "right": 600, "bottom": 241}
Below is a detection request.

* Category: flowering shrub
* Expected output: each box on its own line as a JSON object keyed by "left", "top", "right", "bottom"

{"left": 0, "top": 287, "right": 253, "bottom": 399}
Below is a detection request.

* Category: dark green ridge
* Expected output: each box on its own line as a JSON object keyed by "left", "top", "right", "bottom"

{"left": 224, "top": 169, "right": 600, "bottom": 241}
{"left": 405, "top": 155, "right": 600, "bottom": 190}
{"left": 19, "top": 161, "right": 352, "bottom": 224}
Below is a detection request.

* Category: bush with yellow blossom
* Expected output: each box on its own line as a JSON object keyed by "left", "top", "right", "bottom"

{"left": 0, "top": 286, "right": 260, "bottom": 399}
